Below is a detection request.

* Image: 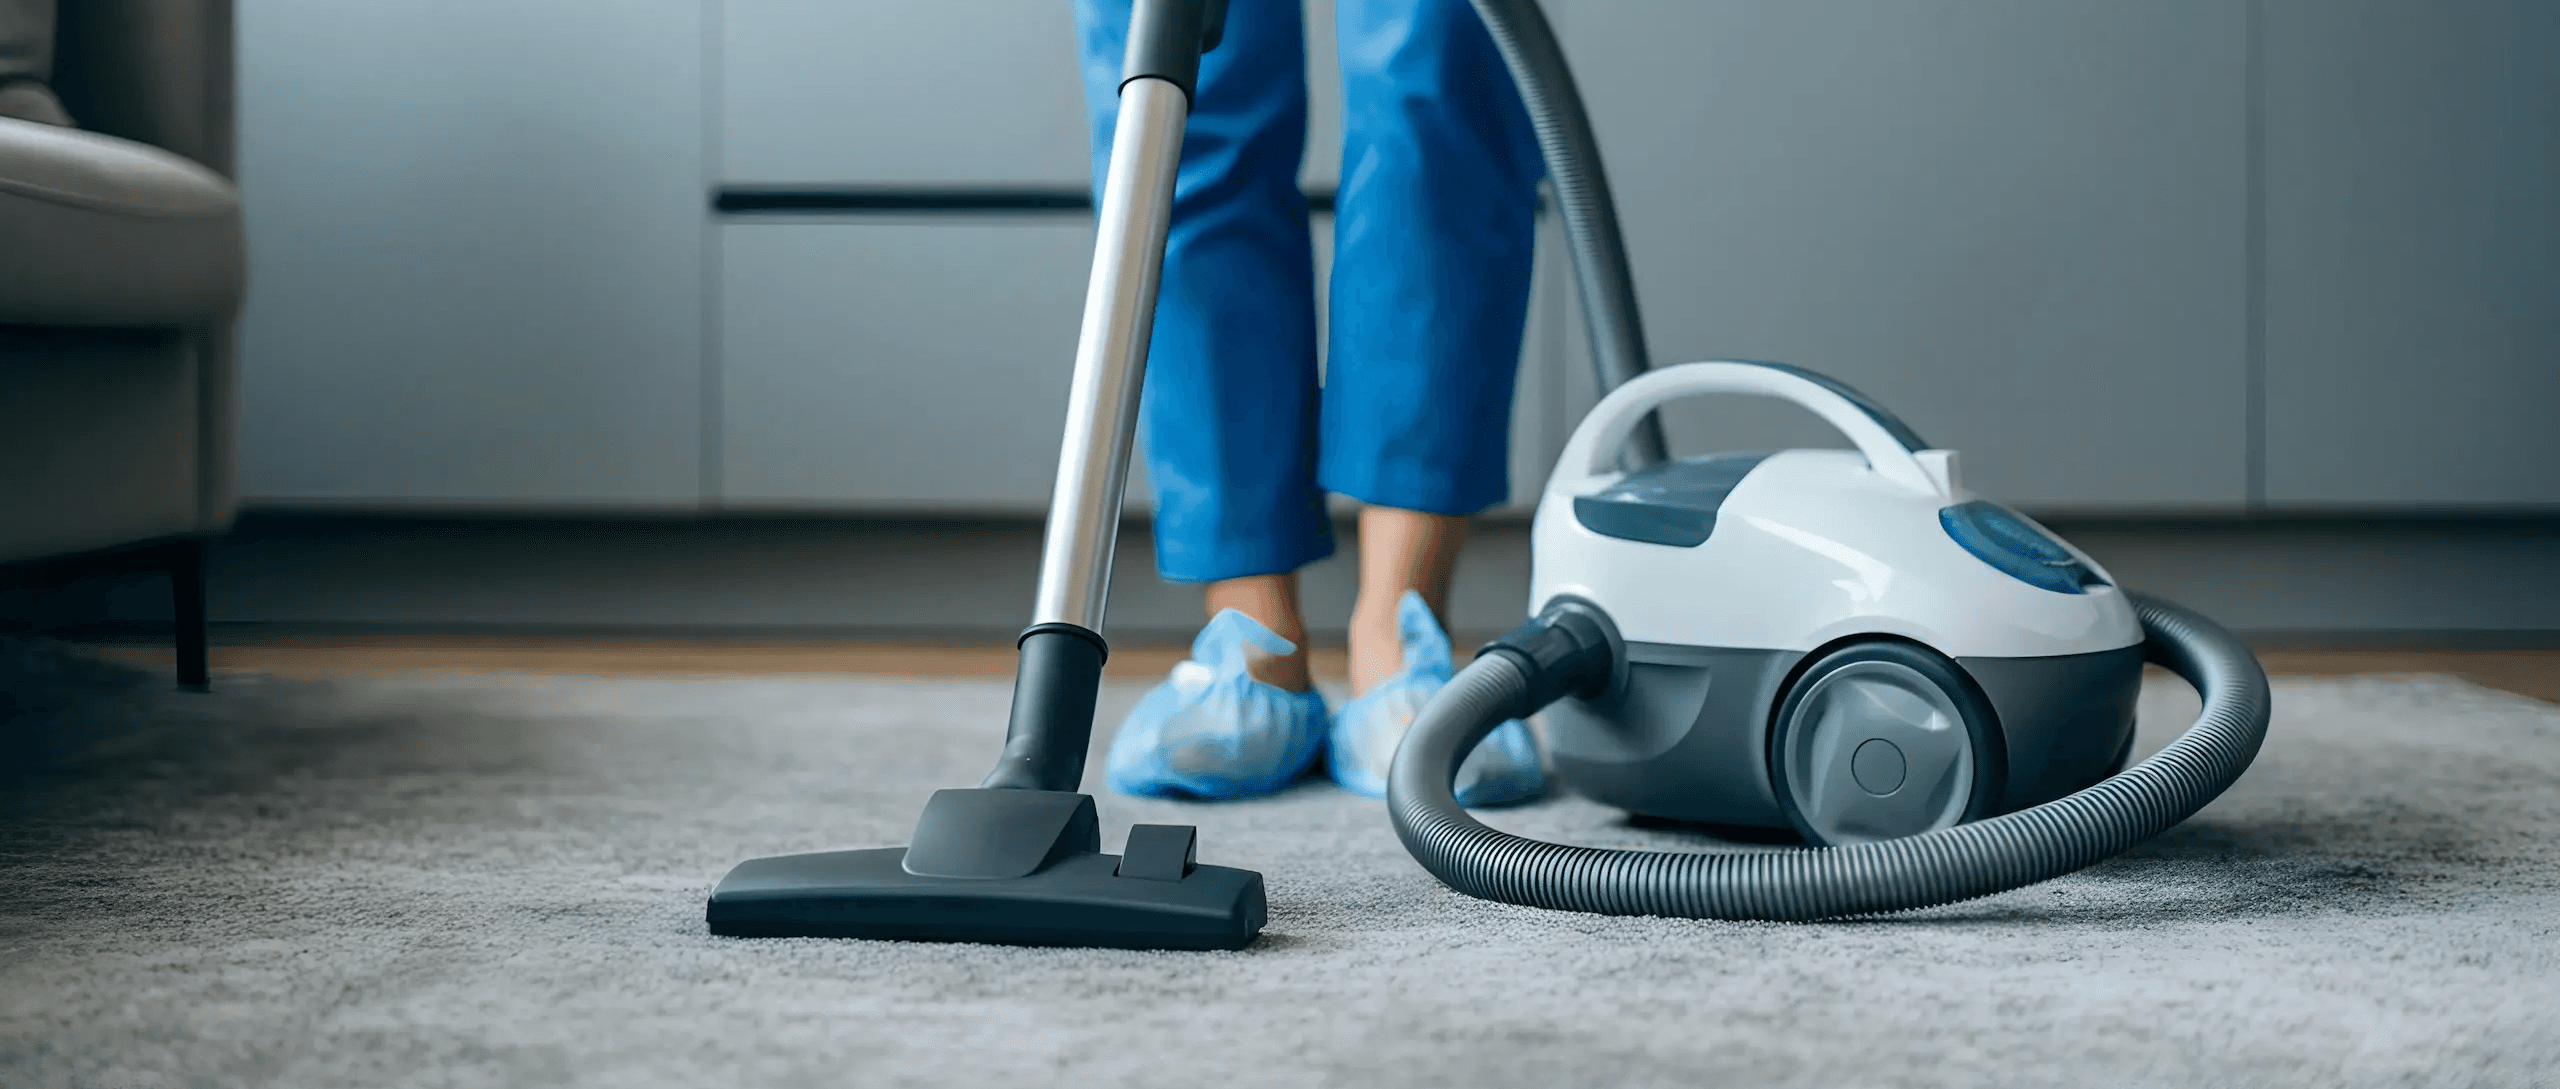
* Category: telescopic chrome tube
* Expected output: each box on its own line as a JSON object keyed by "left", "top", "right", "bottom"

{"left": 1031, "top": 77, "right": 1189, "bottom": 633}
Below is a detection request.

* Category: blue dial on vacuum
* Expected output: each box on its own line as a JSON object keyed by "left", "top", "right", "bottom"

{"left": 1939, "top": 500, "right": 2106, "bottom": 594}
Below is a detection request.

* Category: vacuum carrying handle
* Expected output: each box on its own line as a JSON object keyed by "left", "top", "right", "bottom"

{"left": 985, "top": 0, "right": 1224, "bottom": 793}
{"left": 1550, "top": 361, "right": 1954, "bottom": 499}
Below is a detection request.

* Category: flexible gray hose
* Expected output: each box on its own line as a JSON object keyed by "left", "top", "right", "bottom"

{"left": 1466, "top": 0, "right": 1667, "bottom": 467}
{"left": 1387, "top": 593, "right": 2272, "bottom": 920}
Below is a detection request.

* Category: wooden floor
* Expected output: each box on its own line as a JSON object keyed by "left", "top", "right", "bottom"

{"left": 82, "top": 635, "right": 1299, "bottom": 684}
{"left": 75, "top": 636, "right": 2560, "bottom": 705}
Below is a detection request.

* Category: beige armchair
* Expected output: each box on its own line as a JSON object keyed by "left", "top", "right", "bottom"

{"left": 1, "top": 0, "right": 243, "bottom": 687}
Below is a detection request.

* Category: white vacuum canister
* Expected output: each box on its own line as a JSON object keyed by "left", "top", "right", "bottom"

{"left": 1524, "top": 362, "right": 2144, "bottom": 845}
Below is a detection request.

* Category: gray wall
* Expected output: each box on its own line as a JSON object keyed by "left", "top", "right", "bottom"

{"left": 232, "top": 0, "right": 2559, "bottom": 516}
{"left": 2259, "top": 0, "right": 2560, "bottom": 508}
{"left": 1566, "top": 0, "right": 2250, "bottom": 510}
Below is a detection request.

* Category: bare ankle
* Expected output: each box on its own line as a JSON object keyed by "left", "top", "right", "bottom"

{"left": 1238, "top": 642, "right": 1312, "bottom": 692}
{"left": 1346, "top": 603, "right": 1402, "bottom": 696}
{"left": 1347, "top": 506, "right": 1469, "bottom": 696}
{"left": 1205, "top": 573, "right": 1313, "bottom": 693}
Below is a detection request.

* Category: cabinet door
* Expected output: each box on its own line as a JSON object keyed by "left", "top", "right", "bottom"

{"left": 2261, "top": 0, "right": 2560, "bottom": 509}
{"left": 236, "top": 0, "right": 706, "bottom": 505}
{"left": 723, "top": 0, "right": 1344, "bottom": 191}
{"left": 1557, "top": 0, "right": 2250, "bottom": 511}
{"left": 720, "top": 211, "right": 1569, "bottom": 515}
{"left": 722, "top": 0, "right": 1087, "bottom": 187}
{"left": 718, "top": 219, "right": 1099, "bottom": 510}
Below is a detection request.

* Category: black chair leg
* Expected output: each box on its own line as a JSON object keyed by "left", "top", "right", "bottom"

{"left": 170, "top": 539, "right": 208, "bottom": 691}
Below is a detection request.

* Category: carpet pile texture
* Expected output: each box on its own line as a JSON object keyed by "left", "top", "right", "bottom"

{"left": 2, "top": 638, "right": 2555, "bottom": 1088}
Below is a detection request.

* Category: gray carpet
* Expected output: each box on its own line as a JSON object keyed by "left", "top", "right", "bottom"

{"left": 3, "top": 639, "right": 2556, "bottom": 1088}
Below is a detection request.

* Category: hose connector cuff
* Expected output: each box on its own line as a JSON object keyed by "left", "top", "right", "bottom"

{"left": 1479, "top": 597, "right": 1619, "bottom": 714}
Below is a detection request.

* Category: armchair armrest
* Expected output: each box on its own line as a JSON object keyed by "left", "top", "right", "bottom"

{"left": 51, "top": 0, "right": 233, "bottom": 177}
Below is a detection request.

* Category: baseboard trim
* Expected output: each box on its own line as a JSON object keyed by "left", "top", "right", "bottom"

{"left": 6, "top": 512, "right": 2555, "bottom": 643}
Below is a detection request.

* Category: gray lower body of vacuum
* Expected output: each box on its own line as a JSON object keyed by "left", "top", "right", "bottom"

{"left": 1546, "top": 641, "right": 2145, "bottom": 829}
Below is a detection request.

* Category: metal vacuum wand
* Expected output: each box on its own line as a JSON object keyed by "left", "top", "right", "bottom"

{"left": 979, "top": 0, "right": 1223, "bottom": 794}
{"left": 705, "top": 0, "right": 1265, "bottom": 951}
{"left": 1031, "top": 76, "right": 1187, "bottom": 636}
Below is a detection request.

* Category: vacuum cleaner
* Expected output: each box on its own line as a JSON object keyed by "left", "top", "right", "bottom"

{"left": 1385, "top": 361, "right": 2273, "bottom": 920}
{"left": 1382, "top": 2, "right": 2274, "bottom": 920}
{"left": 706, "top": 0, "right": 1265, "bottom": 949}
{"left": 706, "top": 0, "right": 2271, "bottom": 944}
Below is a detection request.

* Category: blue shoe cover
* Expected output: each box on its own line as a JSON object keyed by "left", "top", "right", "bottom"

{"left": 1104, "top": 609, "right": 1329, "bottom": 799}
{"left": 1327, "top": 591, "right": 1545, "bottom": 807}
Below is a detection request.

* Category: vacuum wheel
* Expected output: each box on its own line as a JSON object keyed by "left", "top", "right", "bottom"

{"left": 1769, "top": 640, "right": 1998, "bottom": 847}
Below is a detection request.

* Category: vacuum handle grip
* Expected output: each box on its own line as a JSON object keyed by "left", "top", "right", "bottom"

{"left": 1122, "top": 0, "right": 1229, "bottom": 100}
{"left": 1550, "top": 361, "right": 1953, "bottom": 498}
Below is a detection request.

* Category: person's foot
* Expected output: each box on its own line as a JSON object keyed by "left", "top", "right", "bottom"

{"left": 1327, "top": 590, "right": 1543, "bottom": 806}
{"left": 1104, "top": 608, "right": 1329, "bottom": 799}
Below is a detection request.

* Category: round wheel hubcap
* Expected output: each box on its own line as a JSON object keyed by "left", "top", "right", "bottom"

{"left": 1783, "top": 660, "right": 1975, "bottom": 844}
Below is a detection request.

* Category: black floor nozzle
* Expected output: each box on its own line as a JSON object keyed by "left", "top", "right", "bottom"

{"left": 707, "top": 788, "right": 1266, "bottom": 949}
{"left": 709, "top": 619, "right": 1269, "bottom": 950}
{"left": 980, "top": 624, "right": 1110, "bottom": 792}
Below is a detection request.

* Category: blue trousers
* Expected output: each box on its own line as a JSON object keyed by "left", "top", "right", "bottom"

{"left": 1076, "top": 0, "right": 1545, "bottom": 584}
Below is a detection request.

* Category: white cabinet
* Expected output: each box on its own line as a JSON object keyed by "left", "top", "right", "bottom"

{"left": 722, "top": 0, "right": 1343, "bottom": 192}
{"left": 2260, "top": 0, "right": 2560, "bottom": 509}
{"left": 717, "top": 218, "right": 1098, "bottom": 510}
{"left": 235, "top": 0, "right": 707, "bottom": 506}
{"left": 722, "top": 0, "right": 1089, "bottom": 188}
{"left": 716, "top": 202, "right": 1569, "bottom": 516}
{"left": 1555, "top": 0, "right": 2251, "bottom": 511}
{"left": 227, "top": 0, "right": 2560, "bottom": 518}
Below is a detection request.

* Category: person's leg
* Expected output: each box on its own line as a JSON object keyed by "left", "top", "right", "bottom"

{"left": 1323, "top": 0, "right": 1543, "bottom": 680}
{"left": 1077, "top": 0, "right": 1330, "bottom": 797}
{"left": 1076, "top": 0, "right": 1330, "bottom": 692}
{"left": 1347, "top": 507, "right": 1466, "bottom": 692}
{"left": 1322, "top": 0, "right": 1545, "bottom": 804}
